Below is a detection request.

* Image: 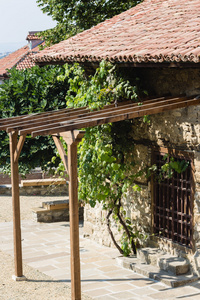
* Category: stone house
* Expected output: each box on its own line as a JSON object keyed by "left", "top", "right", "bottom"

{"left": 34, "top": 0, "right": 200, "bottom": 275}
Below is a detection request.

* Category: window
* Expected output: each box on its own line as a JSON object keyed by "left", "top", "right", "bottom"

{"left": 152, "top": 149, "right": 194, "bottom": 248}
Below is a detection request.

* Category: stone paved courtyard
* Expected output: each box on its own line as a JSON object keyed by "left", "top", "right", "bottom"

{"left": 0, "top": 208, "right": 200, "bottom": 299}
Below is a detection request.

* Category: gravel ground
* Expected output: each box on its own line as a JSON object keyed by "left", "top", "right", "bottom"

{"left": 0, "top": 195, "right": 68, "bottom": 223}
{"left": 0, "top": 195, "right": 92, "bottom": 300}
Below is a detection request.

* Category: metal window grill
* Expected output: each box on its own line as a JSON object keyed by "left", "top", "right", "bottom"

{"left": 152, "top": 151, "right": 193, "bottom": 248}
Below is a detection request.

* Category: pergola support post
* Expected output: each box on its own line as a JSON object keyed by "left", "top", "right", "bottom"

{"left": 67, "top": 139, "right": 81, "bottom": 300}
{"left": 9, "top": 131, "right": 26, "bottom": 281}
{"left": 53, "top": 131, "right": 84, "bottom": 300}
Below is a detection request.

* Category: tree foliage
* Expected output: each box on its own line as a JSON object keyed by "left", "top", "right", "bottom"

{"left": 36, "top": 0, "right": 143, "bottom": 45}
{"left": 0, "top": 65, "right": 69, "bottom": 175}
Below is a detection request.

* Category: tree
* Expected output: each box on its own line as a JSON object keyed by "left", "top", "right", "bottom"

{"left": 0, "top": 65, "right": 69, "bottom": 176}
{"left": 37, "top": 0, "right": 143, "bottom": 45}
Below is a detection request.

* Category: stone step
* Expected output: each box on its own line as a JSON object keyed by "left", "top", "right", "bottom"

{"left": 42, "top": 199, "right": 69, "bottom": 210}
{"left": 32, "top": 199, "right": 84, "bottom": 222}
{"left": 116, "top": 256, "right": 199, "bottom": 288}
{"left": 158, "top": 254, "right": 189, "bottom": 275}
{"left": 137, "top": 247, "right": 190, "bottom": 275}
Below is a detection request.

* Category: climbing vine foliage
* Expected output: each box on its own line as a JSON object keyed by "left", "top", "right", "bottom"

{"left": 57, "top": 61, "right": 190, "bottom": 256}
{"left": 57, "top": 61, "right": 146, "bottom": 255}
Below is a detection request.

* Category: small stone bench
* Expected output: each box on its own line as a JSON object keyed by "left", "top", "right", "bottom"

{"left": 32, "top": 199, "right": 84, "bottom": 223}
{"left": 20, "top": 178, "right": 68, "bottom": 196}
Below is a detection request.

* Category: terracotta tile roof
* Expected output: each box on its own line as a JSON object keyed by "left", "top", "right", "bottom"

{"left": 16, "top": 49, "right": 40, "bottom": 71}
{"left": 33, "top": 0, "right": 200, "bottom": 65}
{"left": 0, "top": 46, "right": 29, "bottom": 76}
{"left": 0, "top": 43, "right": 44, "bottom": 76}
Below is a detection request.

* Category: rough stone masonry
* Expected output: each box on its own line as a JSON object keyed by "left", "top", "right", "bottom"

{"left": 83, "top": 67, "right": 200, "bottom": 275}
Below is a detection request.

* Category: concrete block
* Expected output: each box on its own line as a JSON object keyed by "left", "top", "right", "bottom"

{"left": 12, "top": 275, "right": 26, "bottom": 281}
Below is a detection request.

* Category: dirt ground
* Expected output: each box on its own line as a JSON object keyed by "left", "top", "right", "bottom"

{"left": 0, "top": 195, "right": 91, "bottom": 300}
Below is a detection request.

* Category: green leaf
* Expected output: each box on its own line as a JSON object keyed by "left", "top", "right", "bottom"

{"left": 132, "top": 185, "right": 141, "bottom": 192}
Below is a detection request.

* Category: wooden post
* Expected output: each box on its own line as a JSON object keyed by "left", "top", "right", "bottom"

{"left": 9, "top": 131, "right": 25, "bottom": 280}
{"left": 53, "top": 131, "right": 84, "bottom": 299}
{"left": 67, "top": 139, "right": 81, "bottom": 300}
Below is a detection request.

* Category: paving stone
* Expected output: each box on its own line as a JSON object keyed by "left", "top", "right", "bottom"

{"left": 128, "top": 278, "right": 155, "bottom": 288}
{"left": 107, "top": 283, "right": 136, "bottom": 293}
{"left": 83, "top": 288, "right": 112, "bottom": 297}
{"left": 36, "top": 265, "right": 58, "bottom": 272}
{"left": 148, "top": 285, "right": 199, "bottom": 299}
{"left": 109, "top": 291, "right": 138, "bottom": 299}
{"left": 81, "top": 263, "right": 100, "bottom": 270}
{"left": 97, "top": 265, "right": 123, "bottom": 273}
{"left": 95, "top": 296, "right": 116, "bottom": 300}
{"left": 131, "top": 287, "right": 160, "bottom": 296}
{"left": 81, "top": 281, "right": 112, "bottom": 291}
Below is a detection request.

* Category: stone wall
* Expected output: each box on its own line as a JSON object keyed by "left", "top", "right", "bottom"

{"left": 125, "top": 67, "right": 200, "bottom": 97}
{"left": 0, "top": 183, "right": 68, "bottom": 196}
{"left": 83, "top": 66, "right": 200, "bottom": 272}
{"left": 0, "top": 169, "right": 64, "bottom": 185}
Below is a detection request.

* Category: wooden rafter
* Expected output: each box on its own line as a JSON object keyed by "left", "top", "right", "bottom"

{"left": 1, "top": 96, "right": 200, "bottom": 137}
{"left": 15, "top": 98, "right": 162, "bottom": 135}
{"left": 27, "top": 96, "right": 200, "bottom": 137}
{"left": 0, "top": 99, "right": 130, "bottom": 130}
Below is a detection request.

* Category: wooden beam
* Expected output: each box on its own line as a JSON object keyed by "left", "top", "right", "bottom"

{"left": 4, "top": 100, "right": 131, "bottom": 133}
{"left": 6, "top": 107, "right": 89, "bottom": 133}
{"left": 52, "top": 136, "right": 69, "bottom": 174}
{"left": 14, "top": 135, "right": 26, "bottom": 163}
{"left": 1, "top": 97, "right": 165, "bottom": 132}
{"left": 9, "top": 131, "right": 23, "bottom": 279}
{"left": 66, "top": 131, "right": 83, "bottom": 300}
{"left": 0, "top": 107, "right": 68, "bottom": 126}
{"left": 2, "top": 97, "right": 164, "bottom": 133}
{"left": 18, "top": 97, "right": 171, "bottom": 135}
{"left": 60, "top": 130, "right": 85, "bottom": 145}
{"left": 31, "top": 96, "right": 200, "bottom": 137}
{"left": 0, "top": 107, "right": 79, "bottom": 131}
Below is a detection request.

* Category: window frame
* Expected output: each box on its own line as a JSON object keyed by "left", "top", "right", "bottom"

{"left": 151, "top": 146, "right": 195, "bottom": 252}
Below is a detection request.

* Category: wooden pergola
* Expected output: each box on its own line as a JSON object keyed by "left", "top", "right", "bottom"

{"left": 0, "top": 95, "right": 200, "bottom": 300}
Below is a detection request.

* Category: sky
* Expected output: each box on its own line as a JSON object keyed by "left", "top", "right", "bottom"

{"left": 0, "top": 0, "right": 56, "bottom": 52}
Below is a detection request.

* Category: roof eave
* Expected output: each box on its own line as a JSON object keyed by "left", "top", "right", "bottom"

{"left": 35, "top": 59, "right": 200, "bottom": 69}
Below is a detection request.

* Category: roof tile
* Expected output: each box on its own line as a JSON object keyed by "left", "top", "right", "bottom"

{"left": 33, "top": 0, "right": 200, "bottom": 65}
